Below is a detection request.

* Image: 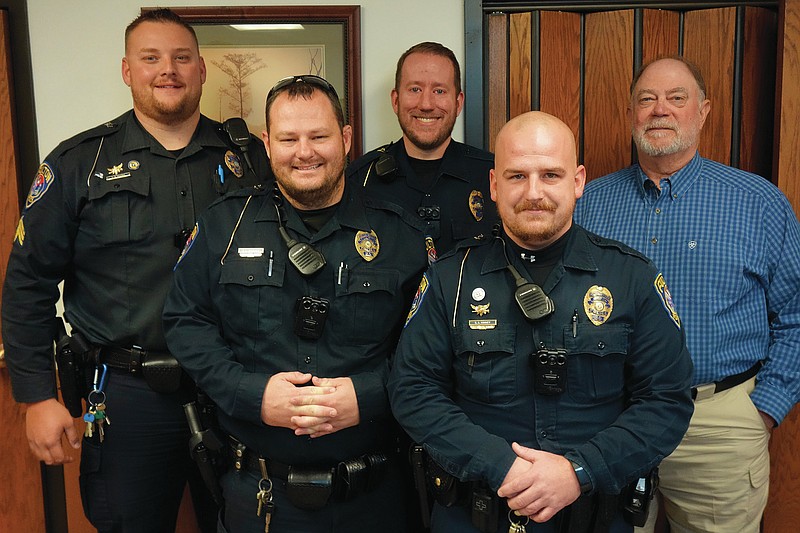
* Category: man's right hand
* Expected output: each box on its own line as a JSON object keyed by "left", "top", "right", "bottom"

{"left": 25, "top": 398, "right": 81, "bottom": 465}
{"left": 260, "top": 372, "right": 337, "bottom": 431}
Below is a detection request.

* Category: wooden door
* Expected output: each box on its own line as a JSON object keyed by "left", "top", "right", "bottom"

{"left": 0, "top": 8, "right": 46, "bottom": 533}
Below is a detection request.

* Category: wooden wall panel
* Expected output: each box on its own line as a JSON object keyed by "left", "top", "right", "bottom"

{"left": 584, "top": 10, "right": 634, "bottom": 180}
{"left": 642, "top": 9, "right": 680, "bottom": 63}
{"left": 487, "top": 13, "right": 508, "bottom": 152}
{"left": 0, "top": 8, "right": 44, "bottom": 533}
{"left": 740, "top": 7, "right": 778, "bottom": 180}
{"left": 773, "top": 0, "right": 800, "bottom": 211}
{"left": 765, "top": 1, "right": 800, "bottom": 529}
{"left": 509, "top": 12, "right": 532, "bottom": 120}
{"left": 539, "top": 11, "right": 581, "bottom": 150}
{"left": 684, "top": 8, "right": 736, "bottom": 165}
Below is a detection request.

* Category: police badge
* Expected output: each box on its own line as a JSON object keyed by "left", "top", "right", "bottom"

{"left": 584, "top": 285, "right": 613, "bottom": 326}
{"left": 469, "top": 190, "right": 485, "bottom": 221}
{"left": 224, "top": 150, "right": 244, "bottom": 178}
{"left": 355, "top": 230, "right": 380, "bottom": 261}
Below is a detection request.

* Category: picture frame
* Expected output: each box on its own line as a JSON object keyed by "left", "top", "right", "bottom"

{"left": 149, "top": 6, "right": 363, "bottom": 157}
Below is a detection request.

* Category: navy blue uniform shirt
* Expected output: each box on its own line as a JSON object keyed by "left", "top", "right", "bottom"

{"left": 388, "top": 225, "right": 694, "bottom": 494}
{"left": 163, "top": 183, "right": 427, "bottom": 465}
{"left": 346, "top": 139, "right": 496, "bottom": 258}
{"left": 2, "top": 111, "right": 271, "bottom": 402}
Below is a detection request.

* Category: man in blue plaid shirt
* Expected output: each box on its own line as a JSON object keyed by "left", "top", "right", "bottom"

{"left": 574, "top": 56, "right": 800, "bottom": 533}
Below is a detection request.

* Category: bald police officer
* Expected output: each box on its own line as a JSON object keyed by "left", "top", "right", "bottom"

{"left": 388, "top": 112, "right": 694, "bottom": 533}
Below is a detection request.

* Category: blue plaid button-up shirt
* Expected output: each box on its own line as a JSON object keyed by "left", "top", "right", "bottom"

{"left": 574, "top": 152, "right": 800, "bottom": 423}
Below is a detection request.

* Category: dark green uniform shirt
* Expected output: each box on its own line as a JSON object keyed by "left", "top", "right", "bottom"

{"left": 2, "top": 111, "right": 271, "bottom": 402}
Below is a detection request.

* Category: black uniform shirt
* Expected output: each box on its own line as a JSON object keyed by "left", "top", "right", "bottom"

{"left": 2, "top": 110, "right": 271, "bottom": 403}
{"left": 163, "top": 183, "right": 427, "bottom": 465}
{"left": 346, "top": 139, "right": 496, "bottom": 257}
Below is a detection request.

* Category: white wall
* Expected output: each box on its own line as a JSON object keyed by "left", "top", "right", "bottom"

{"left": 28, "top": 0, "right": 465, "bottom": 159}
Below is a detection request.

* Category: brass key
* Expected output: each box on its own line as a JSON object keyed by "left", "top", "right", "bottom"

{"left": 508, "top": 512, "right": 528, "bottom": 533}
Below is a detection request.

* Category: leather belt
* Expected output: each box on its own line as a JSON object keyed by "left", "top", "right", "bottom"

{"left": 99, "top": 346, "right": 170, "bottom": 375}
{"left": 229, "top": 437, "right": 291, "bottom": 479}
{"left": 227, "top": 436, "right": 390, "bottom": 501}
{"left": 691, "top": 361, "right": 762, "bottom": 401}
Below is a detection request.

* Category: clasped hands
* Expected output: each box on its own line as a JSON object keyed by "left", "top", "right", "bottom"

{"left": 261, "top": 371, "right": 360, "bottom": 438}
{"left": 497, "top": 442, "right": 582, "bottom": 523}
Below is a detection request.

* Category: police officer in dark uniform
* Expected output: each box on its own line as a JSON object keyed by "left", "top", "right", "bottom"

{"left": 388, "top": 112, "right": 694, "bottom": 533}
{"left": 347, "top": 42, "right": 496, "bottom": 262}
{"left": 1, "top": 9, "right": 270, "bottom": 532}
{"left": 163, "top": 75, "right": 427, "bottom": 532}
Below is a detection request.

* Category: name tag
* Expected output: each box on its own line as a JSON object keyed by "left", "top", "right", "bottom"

{"left": 238, "top": 247, "right": 265, "bottom": 258}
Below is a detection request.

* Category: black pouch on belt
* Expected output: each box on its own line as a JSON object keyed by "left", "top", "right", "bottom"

{"left": 286, "top": 466, "right": 335, "bottom": 510}
{"left": 142, "top": 352, "right": 182, "bottom": 394}
{"left": 425, "top": 454, "right": 461, "bottom": 507}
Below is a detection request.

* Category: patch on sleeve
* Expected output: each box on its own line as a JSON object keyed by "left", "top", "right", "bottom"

{"left": 654, "top": 273, "right": 681, "bottom": 328}
{"left": 14, "top": 216, "right": 25, "bottom": 246}
{"left": 25, "top": 163, "right": 55, "bottom": 210}
{"left": 174, "top": 223, "right": 199, "bottom": 270}
{"left": 404, "top": 272, "right": 430, "bottom": 327}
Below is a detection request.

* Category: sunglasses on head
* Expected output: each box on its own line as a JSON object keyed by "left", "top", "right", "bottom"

{"left": 267, "top": 75, "right": 339, "bottom": 100}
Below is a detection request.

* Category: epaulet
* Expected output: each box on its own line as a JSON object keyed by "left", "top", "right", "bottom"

{"left": 49, "top": 118, "right": 123, "bottom": 159}
{"left": 462, "top": 143, "right": 494, "bottom": 163}
{"left": 206, "top": 183, "right": 270, "bottom": 210}
{"left": 585, "top": 230, "right": 650, "bottom": 263}
{"left": 437, "top": 232, "right": 492, "bottom": 262}
{"left": 346, "top": 142, "right": 394, "bottom": 177}
{"left": 362, "top": 195, "right": 426, "bottom": 232}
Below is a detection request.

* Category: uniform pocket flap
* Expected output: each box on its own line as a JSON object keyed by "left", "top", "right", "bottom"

{"left": 454, "top": 325, "right": 516, "bottom": 355}
{"left": 344, "top": 268, "right": 398, "bottom": 295}
{"left": 88, "top": 170, "right": 150, "bottom": 201}
{"left": 219, "top": 258, "right": 283, "bottom": 287}
{"left": 564, "top": 324, "right": 629, "bottom": 357}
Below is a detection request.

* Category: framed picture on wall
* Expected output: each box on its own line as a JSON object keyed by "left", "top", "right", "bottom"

{"left": 145, "top": 6, "right": 363, "bottom": 157}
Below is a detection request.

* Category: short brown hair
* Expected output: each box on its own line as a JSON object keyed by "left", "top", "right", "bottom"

{"left": 264, "top": 77, "right": 345, "bottom": 132}
{"left": 630, "top": 55, "right": 707, "bottom": 101}
{"left": 394, "top": 42, "right": 462, "bottom": 94}
{"left": 125, "top": 9, "right": 199, "bottom": 52}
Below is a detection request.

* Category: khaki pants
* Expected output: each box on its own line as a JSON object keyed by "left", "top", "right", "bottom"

{"left": 637, "top": 377, "right": 770, "bottom": 533}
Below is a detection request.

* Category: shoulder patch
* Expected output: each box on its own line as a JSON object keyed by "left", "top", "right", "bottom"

{"left": 175, "top": 223, "right": 199, "bottom": 269}
{"left": 404, "top": 272, "right": 430, "bottom": 327}
{"left": 654, "top": 273, "right": 681, "bottom": 329}
{"left": 25, "top": 163, "right": 55, "bottom": 210}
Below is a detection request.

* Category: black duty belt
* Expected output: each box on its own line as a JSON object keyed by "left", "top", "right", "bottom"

{"left": 691, "top": 361, "right": 762, "bottom": 401}
{"left": 99, "top": 346, "right": 170, "bottom": 374}
{"left": 227, "top": 436, "right": 390, "bottom": 504}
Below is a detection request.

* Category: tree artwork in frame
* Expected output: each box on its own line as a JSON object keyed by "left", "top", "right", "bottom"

{"left": 144, "top": 6, "right": 363, "bottom": 157}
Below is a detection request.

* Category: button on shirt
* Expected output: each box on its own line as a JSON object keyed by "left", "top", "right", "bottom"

{"left": 574, "top": 153, "right": 800, "bottom": 423}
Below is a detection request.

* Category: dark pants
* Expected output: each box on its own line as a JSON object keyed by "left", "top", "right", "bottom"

{"left": 217, "top": 460, "right": 407, "bottom": 533}
{"left": 79, "top": 371, "right": 217, "bottom": 533}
